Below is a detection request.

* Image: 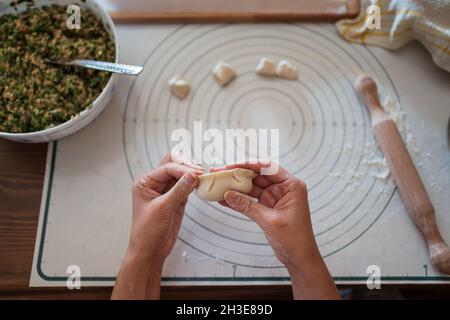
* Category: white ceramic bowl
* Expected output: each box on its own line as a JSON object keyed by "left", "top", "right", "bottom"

{"left": 0, "top": 0, "right": 118, "bottom": 143}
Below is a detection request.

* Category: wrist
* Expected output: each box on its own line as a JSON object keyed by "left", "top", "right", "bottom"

{"left": 285, "top": 245, "right": 323, "bottom": 276}
{"left": 124, "top": 246, "right": 165, "bottom": 272}
{"left": 112, "top": 246, "right": 164, "bottom": 300}
{"left": 127, "top": 236, "right": 167, "bottom": 265}
{"left": 285, "top": 248, "right": 340, "bottom": 300}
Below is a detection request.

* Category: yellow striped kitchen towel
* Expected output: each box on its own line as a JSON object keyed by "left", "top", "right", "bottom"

{"left": 336, "top": 0, "right": 450, "bottom": 72}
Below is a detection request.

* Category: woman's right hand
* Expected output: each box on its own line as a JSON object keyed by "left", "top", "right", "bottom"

{"left": 213, "top": 162, "right": 340, "bottom": 299}
{"left": 214, "top": 162, "right": 317, "bottom": 268}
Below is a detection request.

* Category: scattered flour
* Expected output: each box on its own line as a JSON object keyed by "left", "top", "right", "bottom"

{"left": 365, "top": 157, "right": 391, "bottom": 180}
{"left": 375, "top": 168, "right": 391, "bottom": 180}
{"left": 382, "top": 95, "right": 421, "bottom": 156}
{"left": 182, "top": 251, "right": 189, "bottom": 262}
{"left": 406, "top": 131, "right": 419, "bottom": 153}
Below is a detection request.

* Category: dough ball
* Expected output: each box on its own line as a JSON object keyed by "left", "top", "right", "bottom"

{"left": 256, "top": 57, "right": 276, "bottom": 76}
{"left": 196, "top": 168, "right": 257, "bottom": 202}
{"left": 212, "top": 61, "right": 236, "bottom": 86}
{"left": 276, "top": 60, "right": 298, "bottom": 80}
{"left": 168, "top": 76, "right": 190, "bottom": 99}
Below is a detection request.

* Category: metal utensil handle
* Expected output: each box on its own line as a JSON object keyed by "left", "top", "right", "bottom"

{"left": 73, "top": 60, "right": 143, "bottom": 75}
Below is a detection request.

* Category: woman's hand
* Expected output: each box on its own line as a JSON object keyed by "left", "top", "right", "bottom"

{"left": 213, "top": 162, "right": 340, "bottom": 300}
{"left": 112, "top": 153, "right": 203, "bottom": 300}
{"left": 129, "top": 159, "right": 202, "bottom": 262}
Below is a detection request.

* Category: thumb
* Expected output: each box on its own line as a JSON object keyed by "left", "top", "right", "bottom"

{"left": 224, "top": 191, "right": 265, "bottom": 223}
{"left": 162, "top": 172, "right": 197, "bottom": 209}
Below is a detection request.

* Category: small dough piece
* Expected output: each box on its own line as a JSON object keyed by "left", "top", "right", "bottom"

{"left": 212, "top": 61, "right": 236, "bottom": 86}
{"left": 276, "top": 60, "right": 298, "bottom": 80}
{"left": 196, "top": 168, "right": 257, "bottom": 201}
{"left": 256, "top": 57, "right": 276, "bottom": 76}
{"left": 168, "top": 76, "right": 190, "bottom": 99}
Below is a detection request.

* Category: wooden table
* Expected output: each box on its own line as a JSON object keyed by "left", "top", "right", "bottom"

{"left": 1, "top": 137, "right": 450, "bottom": 299}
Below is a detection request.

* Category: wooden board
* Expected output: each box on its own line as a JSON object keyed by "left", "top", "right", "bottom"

{"left": 101, "top": 0, "right": 360, "bottom": 23}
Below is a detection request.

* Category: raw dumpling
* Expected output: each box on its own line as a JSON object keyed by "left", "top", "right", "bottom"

{"left": 276, "top": 60, "right": 298, "bottom": 80}
{"left": 168, "top": 76, "right": 190, "bottom": 99}
{"left": 196, "top": 168, "right": 257, "bottom": 201}
{"left": 212, "top": 61, "right": 236, "bottom": 86}
{"left": 256, "top": 57, "right": 276, "bottom": 76}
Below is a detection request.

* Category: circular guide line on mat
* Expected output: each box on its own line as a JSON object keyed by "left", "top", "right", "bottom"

{"left": 123, "top": 24, "right": 402, "bottom": 268}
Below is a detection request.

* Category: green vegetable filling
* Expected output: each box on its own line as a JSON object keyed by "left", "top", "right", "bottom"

{"left": 0, "top": 4, "right": 115, "bottom": 133}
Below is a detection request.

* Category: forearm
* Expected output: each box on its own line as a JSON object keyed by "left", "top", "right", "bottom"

{"left": 111, "top": 250, "right": 163, "bottom": 300}
{"left": 287, "top": 250, "right": 340, "bottom": 300}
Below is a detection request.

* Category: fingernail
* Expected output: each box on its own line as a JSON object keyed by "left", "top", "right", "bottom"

{"left": 183, "top": 174, "right": 195, "bottom": 186}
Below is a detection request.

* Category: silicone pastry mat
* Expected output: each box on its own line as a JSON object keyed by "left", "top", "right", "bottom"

{"left": 30, "top": 24, "right": 450, "bottom": 286}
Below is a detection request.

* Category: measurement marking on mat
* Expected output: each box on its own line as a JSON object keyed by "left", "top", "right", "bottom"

{"left": 423, "top": 264, "right": 428, "bottom": 276}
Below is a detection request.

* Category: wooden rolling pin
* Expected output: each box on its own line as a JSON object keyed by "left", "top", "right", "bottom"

{"left": 355, "top": 75, "right": 450, "bottom": 274}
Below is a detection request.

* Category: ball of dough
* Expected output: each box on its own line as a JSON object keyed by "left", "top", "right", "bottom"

{"left": 276, "top": 60, "right": 298, "bottom": 80}
{"left": 168, "top": 76, "right": 190, "bottom": 99}
{"left": 196, "top": 168, "right": 257, "bottom": 201}
{"left": 212, "top": 61, "right": 236, "bottom": 86}
{"left": 256, "top": 57, "right": 276, "bottom": 76}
